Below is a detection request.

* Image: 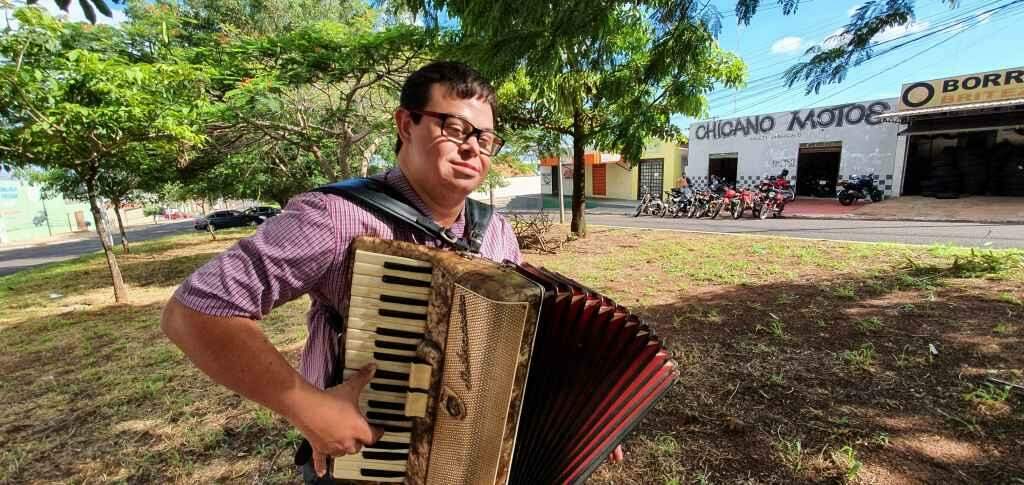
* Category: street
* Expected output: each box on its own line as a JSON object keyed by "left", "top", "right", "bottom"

{"left": 2, "top": 215, "right": 1023, "bottom": 278}
{"left": 0, "top": 221, "right": 196, "bottom": 276}
{"left": 584, "top": 212, "right": 1024, "bottom": 248}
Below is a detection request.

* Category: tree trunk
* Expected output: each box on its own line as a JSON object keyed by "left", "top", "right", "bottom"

{"left": 360, "top": 136, "right": 382, "bottom": 177}
{"left": 337, "top": 141, "right": 353, "bottom": 180}
{"left": 87, "top": 182, "right": 127, "bottom": 302}
{"left": 570, "top": 108, "right": 587, "bottom": 237}
{"left": 112, "top": 198, "right": 129, "bottom": 254}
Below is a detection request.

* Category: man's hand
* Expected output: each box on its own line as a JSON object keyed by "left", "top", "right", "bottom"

{"left": 296, "top": 363, "right": 384, "bottom": 478}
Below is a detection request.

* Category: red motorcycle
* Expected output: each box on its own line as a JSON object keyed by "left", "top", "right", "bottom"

{"left": 714, "top": 184, "right": 739, "bottom": 219}
{"left": 730, "top": 186, "right": 757, "bottom": 219}
{"left": 757, "top": 179, "right": 787, "bottom": 219}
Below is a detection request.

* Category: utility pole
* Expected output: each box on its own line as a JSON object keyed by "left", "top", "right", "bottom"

{"left": 557, "top": 158, "right": 566, "bottom": 224}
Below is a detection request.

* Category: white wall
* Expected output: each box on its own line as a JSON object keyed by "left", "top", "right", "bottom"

{"left": 687, "top": 98, "right": 905, "bottom": 196}
{"left": 470, "top": 175, "right": 542, "bottom": 202}
{"left": 540, "top": 165, "right": 574, "bottom": 196}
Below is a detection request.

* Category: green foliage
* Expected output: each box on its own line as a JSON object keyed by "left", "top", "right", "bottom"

{"left": 963, "top": 383, "right": 1012, "bottom": 405}
{"left": 902, "top": 249, "right": 1024, "bottom": 279}
{"left": 0, "top": 5, "right": 209, "bottom": 300}
{"left": 399, "top": 0, "right": 745, "bottom": 235}
{"left": 840, "top": 343, "right": 877, "bottom": 371}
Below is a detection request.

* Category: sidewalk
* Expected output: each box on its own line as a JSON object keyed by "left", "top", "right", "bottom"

{"left": 505, "top": 193, "right": 1024, "bottom": 224}
{"left": 785, "top": 196, "right": 1024, "bottom": 224}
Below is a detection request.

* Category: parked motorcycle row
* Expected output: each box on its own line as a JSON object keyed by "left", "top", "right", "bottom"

{"left": 634, "top": 175, "right": 796, "bottom": 220}
{"left": 635, "top": 173, "right": 886, "bottom": 219}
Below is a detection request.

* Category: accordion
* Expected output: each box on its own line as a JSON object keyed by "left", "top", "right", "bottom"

{"left": 324, "top": 237, "right": 678, "bottom": 484}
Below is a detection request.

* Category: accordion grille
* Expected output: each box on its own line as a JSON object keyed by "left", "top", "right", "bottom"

{"left": 426, "top": 284, "right": 531, "bottom": 484}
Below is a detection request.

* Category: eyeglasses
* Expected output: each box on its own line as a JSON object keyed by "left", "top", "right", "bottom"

{"left": 406, "top": 109, "right": 505, "bottom": 156}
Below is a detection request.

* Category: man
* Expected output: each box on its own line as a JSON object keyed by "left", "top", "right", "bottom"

{"left": 161, "top": 61, "right": 621, "bottom": 483}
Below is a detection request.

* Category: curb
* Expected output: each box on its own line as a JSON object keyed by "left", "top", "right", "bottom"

{"left": 783, "top": 213, "right": 1024, "bottom": 225}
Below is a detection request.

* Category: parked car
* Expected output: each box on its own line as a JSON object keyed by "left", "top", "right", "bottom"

{"left": 243, "top": 206, "right": 281, "bottom": 221}
{"left": 194, "top": 210, "right": 256, "bottom": 231}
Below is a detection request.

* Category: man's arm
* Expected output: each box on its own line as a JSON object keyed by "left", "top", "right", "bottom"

{"left": 161, "top": 298, "right": 380, "bottom": 472}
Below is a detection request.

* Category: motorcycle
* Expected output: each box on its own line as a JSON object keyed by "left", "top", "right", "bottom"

{"left": 661, "top": 187, "right": 692, "bottom": 218}
{"left": 634, "top": 185, "right": 667, "bottom": 216}
{"left": 687, "top": 190, "right": 710, "bottom": 218}
{"left": 837, "top": 174, "right": 883, "bottom": 206}
{"left": 813, "top": 177, "right": 834, "bottom": 198}
{"left": 731, "top": 186, "right": 757, "bottom": 219}
{"left": 756, "top": 178, "right": 787, "bottom": 219}
{"left": 715, "top": 184, "right": 739, "bottom": 219}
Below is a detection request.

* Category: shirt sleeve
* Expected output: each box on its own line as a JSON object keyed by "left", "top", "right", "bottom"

{"left": 489, "top": 213, "right": 523, "bottom": 265}
{"left": 173, "top": 192, "right": 339, "bottom": 320}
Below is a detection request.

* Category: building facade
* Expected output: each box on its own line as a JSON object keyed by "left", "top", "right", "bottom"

{"left": 879, "top": 66, "right": 1024, "bottom": 197}
{"left": 540, "top": 140, "right": 688, "bottom": 200}
{"left": 0, "top": 165, "right": 96, "bottom": 245}
{"left": 687, "top": 98, "right": 905, "bottom": 198}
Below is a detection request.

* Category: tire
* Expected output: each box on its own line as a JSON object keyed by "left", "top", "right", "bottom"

{"left": 709, "top": 201, "right": 723, "bottom": 219}
{"left": 759, "top": 201, "right": 772, "bottom": 220}
{"left": 870, "top": 190, "right": 883, "bottom": 202}
{"left": 838, "top": 192, "right": 855, "bottom": 206}
{"left": 633, "top": 203, "right": 643, "bottom": 217}
{"left": 731, "top": 200, "right": 743, "bottom": 219}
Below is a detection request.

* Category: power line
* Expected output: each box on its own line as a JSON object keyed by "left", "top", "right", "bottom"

{"left": 726, "top": 3, "right": 1020, "bottom": 115}
{"left": 709, "top": 0, "right": 1024, "bottom": 114}
{"left": 705, "top": 0, "right": 1017, "bottom": 103}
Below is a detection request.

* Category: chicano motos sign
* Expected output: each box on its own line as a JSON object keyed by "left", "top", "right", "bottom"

{"left": 693, "top": 101, "right": 891, "bottom": 140}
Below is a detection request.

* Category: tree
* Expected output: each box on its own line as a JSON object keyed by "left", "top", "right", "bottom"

{"left": 399, "top": 1, "right": 744, "bottom": 236}
{"left": 0, "top": 7, "right": 208, "bottom": 302}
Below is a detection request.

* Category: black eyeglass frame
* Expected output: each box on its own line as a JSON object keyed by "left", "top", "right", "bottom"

{"left": 405, "top": 108, "right": 505, "bottom": 156}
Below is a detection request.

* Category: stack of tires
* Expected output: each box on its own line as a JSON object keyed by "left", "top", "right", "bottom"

{"left": 920, "top": 146, "right": 962, "bottom": 199}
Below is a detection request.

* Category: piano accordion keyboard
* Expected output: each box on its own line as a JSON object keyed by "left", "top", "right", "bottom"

{"left": 334, "top": 250, "right": 433, "bottom": 483}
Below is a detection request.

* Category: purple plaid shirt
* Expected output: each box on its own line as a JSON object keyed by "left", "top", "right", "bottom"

{"left": 174, "top": 169, "right": 522, "bottom": 389}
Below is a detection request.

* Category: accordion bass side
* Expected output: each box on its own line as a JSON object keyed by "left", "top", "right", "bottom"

{"left": 329, "top": 237, "right": 678, "bottom": 484}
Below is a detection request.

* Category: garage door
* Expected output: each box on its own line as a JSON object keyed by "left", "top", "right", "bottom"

{"left": 593, "top": 164, "right": 607, "bottom": 196}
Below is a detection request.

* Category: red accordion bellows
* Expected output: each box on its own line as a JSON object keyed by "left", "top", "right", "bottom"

{"left": 509, "top": 264, "right": 679, "bottom": 484}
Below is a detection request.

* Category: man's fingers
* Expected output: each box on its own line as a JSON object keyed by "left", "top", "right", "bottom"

{"left": 313, "top": 450, "right": 328, "bottom": 478}
{"left": 608, "top": 445, "right": 624, "bottom": 463}
{"left": 352, "top": 417, "right": 382, "bottom": 446}
{"left": 371, "top": 424, "right": 385, "bottom": 444}
{"left": 343, "top": 363, "right": 377, "bottom": 393}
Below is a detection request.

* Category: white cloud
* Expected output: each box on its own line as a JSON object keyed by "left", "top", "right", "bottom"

{"left": 770, "top": 36, "right": 803, "bottom": 54}
{"left": 821, "top": 29, "right": 852, "bottom": 49}
{"left": 873, "top": 20, "right": 929, "bottom": 43}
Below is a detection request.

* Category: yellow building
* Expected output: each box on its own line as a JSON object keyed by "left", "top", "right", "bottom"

{"left": 540, "top": 140, "right": 687, "bottom": 200}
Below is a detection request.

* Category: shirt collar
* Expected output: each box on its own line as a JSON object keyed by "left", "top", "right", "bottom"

{"left": 384, "top": 168, "right": 466, "bottom": 233}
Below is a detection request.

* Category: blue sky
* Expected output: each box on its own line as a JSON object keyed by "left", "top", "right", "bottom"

{"left": 672, "top": 0, "right": 1024, "bottom": 133}
{"left": 8, "top": 0, "right": 1021, "bottom": 139}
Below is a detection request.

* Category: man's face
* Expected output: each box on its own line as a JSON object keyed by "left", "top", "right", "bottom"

{"left": 396, "top": 84, "right": 493, "bottom": 203}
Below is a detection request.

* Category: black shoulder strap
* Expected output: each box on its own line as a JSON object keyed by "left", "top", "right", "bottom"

{"left": 314, "top": 177, "right": 492, "bottom": 253}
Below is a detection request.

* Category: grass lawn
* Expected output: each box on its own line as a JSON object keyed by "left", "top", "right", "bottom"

{"left": 1, "top": 226, "right": 1022, "bottom": 484}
